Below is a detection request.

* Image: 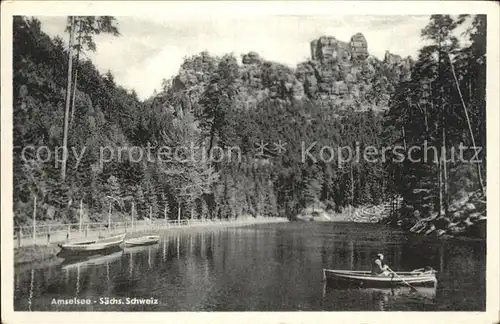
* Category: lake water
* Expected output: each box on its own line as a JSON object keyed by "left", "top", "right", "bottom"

{"left": 14, "top": 222, "right": 486, "bottom": 311}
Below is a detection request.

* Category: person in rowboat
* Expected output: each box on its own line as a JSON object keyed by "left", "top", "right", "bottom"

{"left": 371, "top": 253, "right": 390, "bottom": 276}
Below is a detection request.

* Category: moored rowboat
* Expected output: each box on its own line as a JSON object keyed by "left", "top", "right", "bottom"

{"left": 323, "top": 268, "right": 437, "bottom": 288}
{"left": 125, "top": 235, "right": 160, "bottom": 247}
{"left": 58, "top": 233, "right": 126, "bottom": 254}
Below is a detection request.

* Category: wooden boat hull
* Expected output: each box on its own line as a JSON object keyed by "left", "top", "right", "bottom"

{"left": 125, "top": 235, "right": 160, "bottom": 247}
{"left": 57, "top": 233, "right": 126, "bottom": 255}
{"left": 323, "top": 269, "right": 437, "bottom": 288}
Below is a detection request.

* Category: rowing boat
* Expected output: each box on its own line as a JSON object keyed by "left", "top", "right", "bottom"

{"left": 322, "top": 268, "right": 437, "bottom": 288}
{"left": 125, "top": 235, "right": 160, "bottom": 247}
{"left": 57, "top": 233, "right": 126, "bottom": 255}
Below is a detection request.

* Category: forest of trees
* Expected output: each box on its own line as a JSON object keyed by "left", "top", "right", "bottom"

{"left": 12, "top": 15, "right": 486, "bottom": 229}
{"left": 382, "top": 15, "right": 486, "bottom": 228}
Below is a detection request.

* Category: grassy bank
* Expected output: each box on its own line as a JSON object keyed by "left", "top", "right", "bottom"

{"left": 14, "top": 217, "right": 288, "bottom": 266}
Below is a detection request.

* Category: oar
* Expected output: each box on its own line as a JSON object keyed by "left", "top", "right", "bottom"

{"left": 387, "top": 267, "right": 418, "bottom": 292}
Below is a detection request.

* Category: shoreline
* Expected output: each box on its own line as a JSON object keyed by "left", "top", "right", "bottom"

{"left": 14, "top": 215, "right": 485, "bottom": 269}
{"left": 14, "top": 217, "right": 288, "bottom": 267}
{"left": 293, "top": 203, "right": 390, "bottom": 223}
{"left": 293, "top": 207, "right": 487, "bottom": 242}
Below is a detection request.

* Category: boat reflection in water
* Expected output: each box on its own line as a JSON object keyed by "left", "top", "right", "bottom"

{"left": 59, "top": 247, "right": 125, "bottom": 270}
{"left": 14, "top": 222, "right": 485, "bottom": 312}
{"left": 323, "top": 283, "right": 437, "bottom": 311}
{"left": 124, "top": 244, "right": 156, "bottom": 255}
{"left": 323, "top": 281, "right": 437, "bottom": 311}
{"left": 57, "top": 247, "right": 125, "bottom": 300}
{"left": 125, "top": 244, "right": 157, "bottom": 276}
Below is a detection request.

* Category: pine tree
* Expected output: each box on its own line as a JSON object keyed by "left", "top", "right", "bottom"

{"left": 68, "top": 16, "right": 120, "bottom": 127}
{"left": 61, "top": 16, "right": 75, "bottom": 181}
{"left": 304, "top": 178, "right": 322, "bottom": 211}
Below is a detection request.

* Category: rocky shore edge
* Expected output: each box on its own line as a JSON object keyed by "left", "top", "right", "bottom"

{"left": 383, "top": 190, "right": 486, "bottom": 240}
{"left": 293, "top": 203, "right": 388, "bottom": 223}
{"left": 294, "top": 191, "right": 486, "bottom": 240}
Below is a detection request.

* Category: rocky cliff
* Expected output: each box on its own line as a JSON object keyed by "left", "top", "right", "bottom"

{"left": 299, "top": 34, "right": 413, "bottom": 110}
{"left": 155, "top": 33, "right": 413, "bottom": 116}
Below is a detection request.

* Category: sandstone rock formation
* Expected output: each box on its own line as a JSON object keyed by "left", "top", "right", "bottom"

{"left": 310, "top": 36, "right": 351, "bottom": 63}
{"left": 383, "top": 51, "right": 413, "bottom": 82}
{"left": 304, "top": 34, "right": 413, "bottom": 109}
{"left": 350, "top": 33, "right": 369, "bottom": 61}
{"left": 384, "top": 50, "right": 402, "bottom": 65}
{"left": 156, "top": 33, "right": 414, "bottom": 116}
{"left": 242, "top": 51, "right": 262, "bottom": 65}
{"left": 311, "top": 33, "right": 368, "bottom": 63}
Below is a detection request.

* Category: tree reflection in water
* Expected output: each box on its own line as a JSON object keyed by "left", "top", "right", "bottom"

{"left": 13, "top": 223, "right": 485, "bottom": 311}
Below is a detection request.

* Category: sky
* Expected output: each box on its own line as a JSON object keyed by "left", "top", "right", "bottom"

{"left": 35, "top": 15, "right": 464, "bottom": 100}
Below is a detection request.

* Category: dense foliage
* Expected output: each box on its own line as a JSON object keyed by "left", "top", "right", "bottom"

{"left": 382, "top": 15, "right": 486, "bottom": 227}
{"left": 13, "top": 15, "right": 486, "bottom": 228}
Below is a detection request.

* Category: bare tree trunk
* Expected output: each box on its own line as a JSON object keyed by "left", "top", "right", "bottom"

{"left": 350, "top": 165, "right": 354, "bottom": 207}
{"left": 61, "top": 16, "right": 75, "bottom": 181}
{"left": 70, "top": 69, "right": 79, "bottom": 127}
{"left": 442, "top": 126, "right": 448, "bottom": 215}
{"left": 70, "top": 21, "right": 82, "bottom": 128}
{"left": 437, "top": 31, "right": 445, "bottom": 217}
{"left": 438, "top": 152, "right": 443, "bottom": 216}
{"left": 448, "top": 52, "right": 485, "bottom": 195}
